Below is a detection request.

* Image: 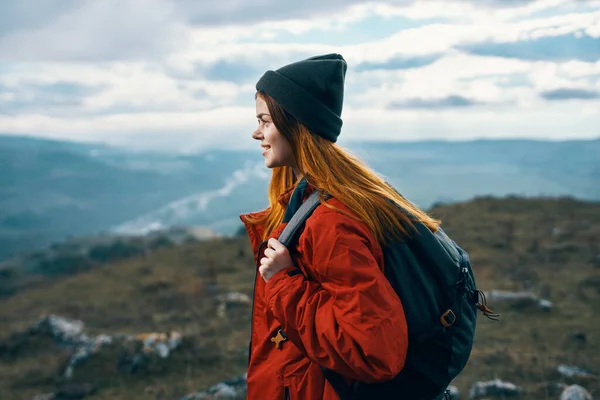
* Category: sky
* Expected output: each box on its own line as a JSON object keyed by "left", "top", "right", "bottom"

{"left": 0, "top": 0, "right": 599, "bottom": 152}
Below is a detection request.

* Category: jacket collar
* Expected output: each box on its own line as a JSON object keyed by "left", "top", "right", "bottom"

{"left": 277, "top": 176, "right": 316, "bottom": 208}
{"left": 240, "top": 176, "right": 317, "bottom": 250}
{"left": 282, "top": 177, "right": 312, "bottom": 223}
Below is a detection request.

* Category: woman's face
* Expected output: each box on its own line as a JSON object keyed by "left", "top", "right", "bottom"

{"left": 253, "top": 95, "right": 296, "bottom": 170}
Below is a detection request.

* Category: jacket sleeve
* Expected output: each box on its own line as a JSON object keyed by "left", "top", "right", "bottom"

{"left": 264, "top": 211, "right": 409, "bottom": 383}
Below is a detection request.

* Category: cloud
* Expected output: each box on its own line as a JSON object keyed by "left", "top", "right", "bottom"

{"left": 0, "top": 60, "right": 260, "bottom": 118}
{"left": 378, "top": 53, "right": 534, "bottom": 103}
{"left": 0, "top": 81, "right": 106, "bottom": 115}
{"left": 4, "top": 0, "right": 596, "bottom": 64}
{"left": 0, "top": 0, "right": 570, "bottom": 39}
{"left": 340, "top": 100, "right": 600, "bottom": 144}
{"left": 202, "top": 60, "right": 261, "bottom": 84}
{"left": 0, "top": 0, "right": 188, "bottom": 62}
{"left": 540, "top": 87, "right": 600, "bottom": 100}
{"left": 175, "top": 0, "right": 391, "bottom": 26}
{"left": 0, "top": 0, "right": 599, "bottom": 148}
{"left": 388, "top": 95, "right": 481, "bottom": 109}
{"left": 466, "top": 0, "right": 536, "bottom": 6}
{"left": 355, "top": 54, "right": 442, "bottom": 72}
{"left": 168, "top": 6, "right": 600, "bottom": 77}
{"left": 0, "top": 0, "right": 79, "bottom": 35}
{"left": 3, "top": 99, "right": 599, "bottom": 153}
{"left": 458, "top": 34, "right": 600, "bottom": 62}
{"left": 368, "top": 0, "right": 576, "bottom": 22}
{"left": 0, "top": 106, "right": 257, "bottom": 151}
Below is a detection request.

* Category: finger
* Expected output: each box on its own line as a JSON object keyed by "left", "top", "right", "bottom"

{"left": 258, "top": 265, "right": 269, "bottom": 281}
{"left": 268, "top": 238, "right": 286, "bottom": 251}
{"left": 260, "top": 257, "right": 270, "bottom": 266}
{"left": 264, "top": 248, "right": 275, "bottom": 258}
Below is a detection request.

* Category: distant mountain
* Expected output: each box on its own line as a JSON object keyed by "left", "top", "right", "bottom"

{"left": 0, "top": 135, "right": 258, "bottom": 260}
{"left": 0, "top": 134, "right": 598, "bottom": 261}
{"left": 350, "top": 138, "right": 600, "bottom": 207}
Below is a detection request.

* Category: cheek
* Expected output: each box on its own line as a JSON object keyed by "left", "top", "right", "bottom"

{"left": 281, "top": 142, "right": 293, "bottom": 160}
{"left": 264, "top": 129, "right": 281, "bottom": 151}
{"left": 264, "top": 127, "right": 278, "bottom": 142}
{"left": 264, "top": 127, "right": 293, "bottom": 162}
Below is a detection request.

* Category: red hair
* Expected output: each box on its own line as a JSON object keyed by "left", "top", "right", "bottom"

{"left": 246, "top": 92, "right": 441, "bottom": 243}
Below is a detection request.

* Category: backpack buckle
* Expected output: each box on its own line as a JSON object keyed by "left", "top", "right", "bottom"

{"left": 440, "top": 309, "right": 456, "bottom": 327}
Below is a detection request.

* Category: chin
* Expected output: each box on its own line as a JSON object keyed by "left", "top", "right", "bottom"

{"left": 264, "top": 158, "right": 283, "bottom": 169}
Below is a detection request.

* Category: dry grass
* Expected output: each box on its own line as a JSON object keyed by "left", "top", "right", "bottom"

{"left": 0, "top": 196, "right": 599, "bottom": 399}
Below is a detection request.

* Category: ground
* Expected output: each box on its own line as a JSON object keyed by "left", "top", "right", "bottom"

{"left": 0, "top": 195, "right": 598, "bottom": 400}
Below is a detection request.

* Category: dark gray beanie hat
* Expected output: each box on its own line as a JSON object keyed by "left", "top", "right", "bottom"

{"left": 256, "top": 53, "right": 348, "bottom": 143}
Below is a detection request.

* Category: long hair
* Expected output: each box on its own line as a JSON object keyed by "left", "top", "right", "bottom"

{"left": 246, "top": 91, "right": 441, "bottom": 243}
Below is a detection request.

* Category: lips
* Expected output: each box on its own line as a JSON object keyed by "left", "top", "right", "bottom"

{"left": 261, "top": 145, "right": 271, "bottom": 155}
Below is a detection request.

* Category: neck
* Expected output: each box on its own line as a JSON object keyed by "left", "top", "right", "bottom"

{"left": 293, "top": 166, "right": 303, "bottom": 181}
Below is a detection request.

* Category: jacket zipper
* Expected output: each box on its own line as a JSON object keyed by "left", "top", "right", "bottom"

{"left": 284, "top": 386, "right": 291, "bottom": 400}
{"left": 248, "top": 240, "right": 269, "bottom": 366}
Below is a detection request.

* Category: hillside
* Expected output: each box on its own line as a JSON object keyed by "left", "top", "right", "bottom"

{"left": 0, "top": 134, "right": 257, "bottom": 261}
{"left": 0, "top": 195, "right": 599, "bottom": 399}
{"left": 1, "top": 134, "right": 599, "bottom": 262}
{"left": 0, "top": 226, "right": 217, "bottom": 298}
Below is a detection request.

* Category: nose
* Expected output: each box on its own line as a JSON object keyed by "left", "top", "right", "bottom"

{"left": 252, "top": 126, "right": 263, "bottom": 141}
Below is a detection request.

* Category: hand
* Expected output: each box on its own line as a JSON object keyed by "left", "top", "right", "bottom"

{"left": 259, "top": 238, "right": 294, "bottom": 282}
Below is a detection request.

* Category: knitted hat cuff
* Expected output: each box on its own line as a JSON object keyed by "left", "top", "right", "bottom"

{"left": 256, "top": 70, "right": 342, "bottom": 143}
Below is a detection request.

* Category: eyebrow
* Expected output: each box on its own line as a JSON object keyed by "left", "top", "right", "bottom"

{"left": 256, "top": 113, "right": 271, "bottom": 120}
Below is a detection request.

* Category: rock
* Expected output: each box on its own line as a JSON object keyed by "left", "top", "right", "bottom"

{"left": 469, "top": 379, "right": 523, "bottom": 399}
{"left": 33, "top": 394, "right": 55, "bottom": 400}
{"left": 568, "top": 333, "right": 587, "bottom": 343}
{"left": 484, "top": 290, "right": 552, "bottom": 311}
{"left": 557, "top": 365, "right": 596, "bottom": 380}
{"left": 447, "top": 385, "right": 460, "bottom": 400}
{"left": 181, "top": 373, "right": 247, "bottom": 400}
{"left": 24, "top": 315, "right": 113, "bottom": 379}
{"left": 133, "top": 330, "right": 182, "bottom": 358}
{"left": 21, "top": 315, "right": 181, "bottom": 378}
{"left": 216, "top": 292, "right": 252, "bottom": 318}
{"left": 538, "top": 299, "right": 552, "bottom": 310}
{"left": 216, "top": 292, "right": 252, "bottom": 304}
{"left": 560, "top": 385, "right": 593, "bottom": 400}
{"left": 118, "top": 330, "right": 183, "bottom": 373}
{"left": 31, "top": 315, "right": 87, "bottom": 345}
{"left": 64, "top": 334, "right": 113, "bottom": 378}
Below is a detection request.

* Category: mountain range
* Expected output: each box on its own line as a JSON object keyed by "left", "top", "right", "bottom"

{"left": 1, "top": 133, "right": 598, "bottom": 261}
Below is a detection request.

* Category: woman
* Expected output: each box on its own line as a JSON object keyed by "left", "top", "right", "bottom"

{"left": 240, "top": 54, "right": 441, "bottom": 400}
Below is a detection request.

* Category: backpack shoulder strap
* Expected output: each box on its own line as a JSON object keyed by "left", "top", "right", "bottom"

{"left": 277, "top": 189, "right": 322, "bottom": 248}
{"left": 278, "top": 189, "right": 355, "bottom": 400}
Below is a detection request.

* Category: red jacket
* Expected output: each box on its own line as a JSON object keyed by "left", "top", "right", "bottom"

{"left": 240, "top": 183, "right": 409, "bottom": 400}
